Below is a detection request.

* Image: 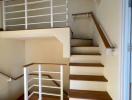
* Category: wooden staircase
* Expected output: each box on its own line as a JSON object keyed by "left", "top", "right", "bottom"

{"left": 69, "top": 38, "right": 112, "bottom": 100}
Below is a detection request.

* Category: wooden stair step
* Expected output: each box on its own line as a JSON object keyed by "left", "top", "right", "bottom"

{"left": 71, "top": 38, "right": 93, "bottom": 47}
{"left": 71, "top": 45, "right": 98, "bottom": 47}
{"left": 29, "top": 94, "right": 68, "bottom": 100}
{"left": 70, "top": 63, "right": 104, "bottom": 67}
{"left": 69, "top": 89, "right": 112, "bottom": 100}
{"left": 71, "top": 52, "right": 101, "bottom": 55}
{"left": 72, "top": 38, "right": 93, "bottom": 40}
{"left": 70, "top": 75, "right": 108, "bottom": 82}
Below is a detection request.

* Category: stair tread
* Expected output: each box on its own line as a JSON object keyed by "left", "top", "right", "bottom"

{"left": 70, "top": 63, "right": 104, "bottom": 67}
{"left": 71, "top": 52, "right": 101, "bottom": 55}
{"left": 69, "top": 89, "right": 112, "bottom": 100}
{"left": 72, "top": 45, "right": 98, "bottom": 47}
{"left": 70, "top": 75, "right": 108, "bottom": 82}
{"left": 72, "top": 38, "right": 93, "bottom": 40}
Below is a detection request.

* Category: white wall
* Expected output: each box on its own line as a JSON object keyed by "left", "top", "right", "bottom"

{"left": 93, "top": 0, "right": 122, "bottom": 100}
{"left": 0, "top": 2, "right": 2, "bottom": 28}
{"left": 25, "top": 38, "right": 69, "bottom": 91}
{"left": 0, "top": 38, "right": 25, "bottom": 99}
{"left": 68, "top": 0, "right": 95, "bottom": 38}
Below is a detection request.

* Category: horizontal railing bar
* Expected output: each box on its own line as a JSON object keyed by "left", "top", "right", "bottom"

{"left": 53, "top": 5, "right": 66, "bottom": 8}
{"left": 5, "top": 17, "right": 25, "bottom": 20}
{"left": 5, "top": 3, "right": 25, "bottom": 8}
{"left": 34, "top": 78, "right": 60, "bottom": 81}
{"left": 6, "top": 24, "right": 25, "bottom": 27}
{"left": 27, "top": 0, "right": 50, "bottom": 5}
{"left": 27, "top": 12, "right": 66, "bottom": 18}
{"left": 24, "top": 63, "right": 68, "bottom": 67}
{"left": 28, "top": 7, "right": 50, "bottom": 12}
{"left": 28, "top": 14, "right": 50, "bottom": 18}
{"left": 42, "top": 92, "right": 61, "bottom": 97}
{"left": 54, "top": 20, "right": 66, "bottom": 23}
{"left": 28, "top": 21, "right": 50, "bottom": 25}
{"left": 54, "top": 12, "right": 66, "bottom": 15}
{"left": 33, "top": 71, "right": 60, "bottom": 74}
{"left": 29, "top": 84, "right": 61, "bottom": 89}
{"left": 34, "top": 91, "right": 61, "bottom": 97}
{"left": 6, "top": 10, "right": 25, "bottom": 14}
{"left": 42, "top": 85, "right": 61, "bottom": 89}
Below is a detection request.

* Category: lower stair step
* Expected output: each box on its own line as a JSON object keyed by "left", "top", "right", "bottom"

{"left": 70, "top": 55, "right": 101, "bottom": 63}
{"left": 71, "top": 46, "right": 99, "bottom": 54}
{"left": 70, "top": 75, "right": 107, "bottom": 91}
{"left": 69, "top": 90, "right": 112, "bottom": 100}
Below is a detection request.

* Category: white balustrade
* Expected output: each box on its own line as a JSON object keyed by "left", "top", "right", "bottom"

{"left": 23, "top": 64, "right": 64, "bottom": 100}
{"left": 3, "top": 0, "right": 69, "bottom": 31}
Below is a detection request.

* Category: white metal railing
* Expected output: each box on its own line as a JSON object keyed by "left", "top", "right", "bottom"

{"left": 24, "top": 63, "right": 64, "bottom": 100}
{"left": 3, "top": 0, "right": 68, "bottom": 31}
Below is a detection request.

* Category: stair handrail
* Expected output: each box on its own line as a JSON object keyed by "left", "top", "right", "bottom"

{"left": 23, "top": 62, "right": 68, "bottom": 67}
{"left": 72, "top": 12, "right": 113, "bottom": 49}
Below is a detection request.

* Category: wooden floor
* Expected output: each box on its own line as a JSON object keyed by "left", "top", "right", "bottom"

{"left": 29, "top": 94, "right": 68, "bottom": 100}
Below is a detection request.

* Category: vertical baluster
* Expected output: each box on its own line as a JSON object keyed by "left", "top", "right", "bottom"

{"left": 50, "top": 0, "right": 53, "bottom": 27}
{"left": 2, "top": 0, "right": 6, "bottom": 30}
{"left": 25, "top": 0, "right": 28, "bottom": 29}
{"left": 60, "top": 65, "right": 63, "bottom": 100}
{"left": 66, "top": 0, "right": 68, "bottom": 26}
{"left": 24, "top": 67, "right": 28, "bottom": 100}
{"left": 38, "top": 64, "right": 42, "bottom": 100}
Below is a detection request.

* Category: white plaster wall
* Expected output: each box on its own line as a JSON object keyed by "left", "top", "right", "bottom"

{"left": 93, "top": 0, "right": 122, "bottom": 100}
{"left": 68, "top": 0, "right": 95, "bottom": 38}
{"left": 0, "top": 38, "right": 25, "bottom": 99}
{"left": 25, "top": 38, "right": 69, "bottom": 91}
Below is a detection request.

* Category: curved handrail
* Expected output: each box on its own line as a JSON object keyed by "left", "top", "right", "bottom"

{"left": 72, "top": 12, "right": 112, "bottom": 48}
{"left": 23, "top": 63, "right": 68, "bottom": 67}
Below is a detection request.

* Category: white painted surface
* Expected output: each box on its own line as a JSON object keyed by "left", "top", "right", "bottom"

{"left": 70, "top": 80, "right": 107, "bottom": 91}
{"left": 70, "top": 66, "right": 104, "bottom": 75}
{"left": 93, "top": 0, "right": 122, "bottom": 99}
{"left": 70, "top": 55, "right": 101, "bottom": 63}
{"left": 71, "top": 47, "right": 99, "bottom": 54}
{"left": 0, "top": 38, "right": 25, "bottom": 99}
{"left": 0, "top": 28, "right": 70, "bottom": 58}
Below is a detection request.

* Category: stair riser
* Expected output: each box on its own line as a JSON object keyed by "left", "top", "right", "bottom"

{"left": 70, "top": 55, "right": 101, "bottom": 63}
{"left": 70, "top": 66, "right": 104, "bottom": 75}
{"left": 71, "top": 39, "right": 92, "bottom": 46}
{"left": 71, "top": 47, "right": 99, "bottom": 54}
{"left": 70, "top": 80, "right": 107, "bottom": 91}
